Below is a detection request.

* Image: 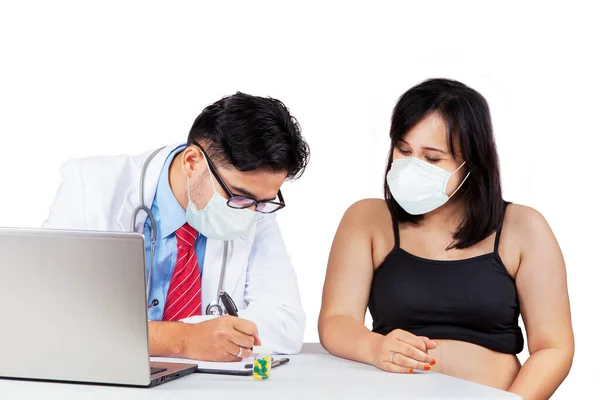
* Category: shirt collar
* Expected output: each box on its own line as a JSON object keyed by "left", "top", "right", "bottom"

{"left": 155, "top": 145, "right": 187, "bottom": 239}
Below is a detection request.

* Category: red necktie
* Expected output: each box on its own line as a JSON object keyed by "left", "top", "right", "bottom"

{"left": 162, "top": 223, "right": 202, "bottom": 321}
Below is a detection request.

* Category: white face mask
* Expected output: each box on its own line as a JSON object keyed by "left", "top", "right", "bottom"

{"left": 185, "top": 154, "right": 257, "bottom": 241}
{"left": 386, "top": 157, "right": 470, "bottom": 215}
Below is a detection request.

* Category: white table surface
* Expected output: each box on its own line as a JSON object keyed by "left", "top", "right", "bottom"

{"left": 0, "top": 343, "right": 521, "bottom": 399}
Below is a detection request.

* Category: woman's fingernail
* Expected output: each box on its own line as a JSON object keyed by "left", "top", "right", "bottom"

{"left": 434, "top": 341, "right": 439, "bottom": 346}
{"left": 430, "top": 358, "right": 436, "bottom": 366}
{"left": 408, "top": 369, "right": 414, "bottom": 374}
{"left": 424, "top": 365, "right": 431, "bottom": 371}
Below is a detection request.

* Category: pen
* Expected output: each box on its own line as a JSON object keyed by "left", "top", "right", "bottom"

{"left": 220, "top": 290, "right": 238, "bottom": 317}
{"left": 245, "top": 358, "right": 290, "bottom": 369}
{"left": 272, "top": 358, "right": 290, "bottom": 368}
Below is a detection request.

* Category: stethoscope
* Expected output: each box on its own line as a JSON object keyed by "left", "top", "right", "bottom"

{"left": 130, "top": 147, "right": 230, "bottom": 317}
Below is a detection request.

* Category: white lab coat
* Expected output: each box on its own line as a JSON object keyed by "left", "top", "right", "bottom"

{"left": 42, "top": 144, "right": 305, "bottom": 354}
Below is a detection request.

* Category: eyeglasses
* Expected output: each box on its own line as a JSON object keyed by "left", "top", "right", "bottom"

{"left": 193, "top": 141, "right": 286, "bottom": 214}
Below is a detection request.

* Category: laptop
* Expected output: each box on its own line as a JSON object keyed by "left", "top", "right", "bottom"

{"left": 0, "top": 227, "right": 197, "bottom": 387}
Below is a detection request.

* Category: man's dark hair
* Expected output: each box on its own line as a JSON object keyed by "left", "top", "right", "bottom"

{"left": 187, "top": 92, "right": 309, "bottom": 179}
{"left": 384, "top": 78, "right": 504, "bottom": 250}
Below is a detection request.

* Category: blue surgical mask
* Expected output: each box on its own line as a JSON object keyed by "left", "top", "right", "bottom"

{"left": 185, "top": 155, "right": 257, "bottom": 241}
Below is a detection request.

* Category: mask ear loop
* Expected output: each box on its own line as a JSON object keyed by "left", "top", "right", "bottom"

{"left": 198, "top": 148, "right": 218, "bottom": 193}
{"left": 186, "top": 177, "right": 192, "bottom": 203}
{"left": 187, "top": 148, "right": 218, "bottom": 194}
{"left": 448, "top": 161, "right": 471, "bottom": 199}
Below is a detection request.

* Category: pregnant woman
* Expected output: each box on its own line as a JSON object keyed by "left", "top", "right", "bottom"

{"left": 318, "top": 78, "right": 574, "bottom": 399}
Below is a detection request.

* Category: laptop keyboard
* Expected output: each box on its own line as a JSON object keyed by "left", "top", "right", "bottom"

{"left": 151, "top": 367, "right": 167, "bottom": 375}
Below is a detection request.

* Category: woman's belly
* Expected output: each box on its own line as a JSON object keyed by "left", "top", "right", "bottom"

{"left": 427, "top": 339, "right": 521, "bottom": 391}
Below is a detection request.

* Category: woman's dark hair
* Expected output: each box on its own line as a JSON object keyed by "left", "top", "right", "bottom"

{"left": 384, "top": 78, "right": 503, "bottom": 250}
{"left": 187, "top": 92, "right": 310, "bottom": 179}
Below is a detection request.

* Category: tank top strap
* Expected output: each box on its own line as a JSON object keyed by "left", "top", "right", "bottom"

{"left": 494, "top": 201, "right": 511, "bottom": 253}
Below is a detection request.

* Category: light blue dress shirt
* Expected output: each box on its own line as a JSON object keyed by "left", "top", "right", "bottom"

{"left": 144, "top": 145, "right": 207, "bottom": 321}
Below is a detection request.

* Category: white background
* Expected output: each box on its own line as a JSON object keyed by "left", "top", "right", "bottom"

{"left": 1, "top": 1, "right": 598, "bottom": 398}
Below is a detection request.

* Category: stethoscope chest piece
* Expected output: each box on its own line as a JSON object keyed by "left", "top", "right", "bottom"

{"left": 204, "top": 242, "right": 230, "bottom": 316}
{"left": 206, "top": 303, "right": 224, "bottom": 316}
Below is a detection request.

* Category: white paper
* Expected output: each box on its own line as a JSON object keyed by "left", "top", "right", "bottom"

{"left": 177, "top": 315, "right": 217, "bottom": 324}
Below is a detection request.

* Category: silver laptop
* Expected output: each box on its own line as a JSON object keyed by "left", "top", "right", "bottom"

{"left": 0, "top": 228, "right": 197, "bottom": 387}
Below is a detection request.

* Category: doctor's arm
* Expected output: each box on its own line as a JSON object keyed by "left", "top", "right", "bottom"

{"left": 508, "top": 208, "right": 574, "bottom": 400}
{"left": 148, "top": 316, "right": 260, "bottom": 361}
{"left": 237, "top": 213, "right": 306, "bottom": 354}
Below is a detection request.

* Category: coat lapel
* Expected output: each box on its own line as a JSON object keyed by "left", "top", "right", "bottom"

{"left": 201, "top": 222, "right": 257, "bottom": 313}
{"left": 112, "top": 142, "right": 259, "bottom": 314}
{"left": 116, "top": 144, "right": 182, "bottom": 233}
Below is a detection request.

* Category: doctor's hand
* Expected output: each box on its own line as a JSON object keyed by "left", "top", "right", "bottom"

{"left": 182, "top": 315, "right": 262, "bottom": 362}
{"left": 371, "top": 329, "right": 437, "bottom": 373}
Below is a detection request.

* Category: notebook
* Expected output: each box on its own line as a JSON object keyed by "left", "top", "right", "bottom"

{"left": 151, "top": 357, "right": 252, "bottom": 372}
{"left": 150, "top": 356, "right": 290, "bottom": 376}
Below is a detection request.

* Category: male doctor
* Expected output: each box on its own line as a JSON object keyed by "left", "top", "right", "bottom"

{"left": 43, "top": 92, "right": 310, "bottom": 361}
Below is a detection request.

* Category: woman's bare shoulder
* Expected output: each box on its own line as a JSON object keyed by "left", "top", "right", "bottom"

{"left": 343, "top": 198, "right": 391, "bottom": 226}
{"left": 504, "top": 203, "right": 550, "bottom": 236}
{"left": 503, "top": 203, "right": 557, "bottom": 269}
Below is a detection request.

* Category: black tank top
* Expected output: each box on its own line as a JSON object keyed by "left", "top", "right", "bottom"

{"left": 368, "top": 202, "right": 524, "bottom": 354}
